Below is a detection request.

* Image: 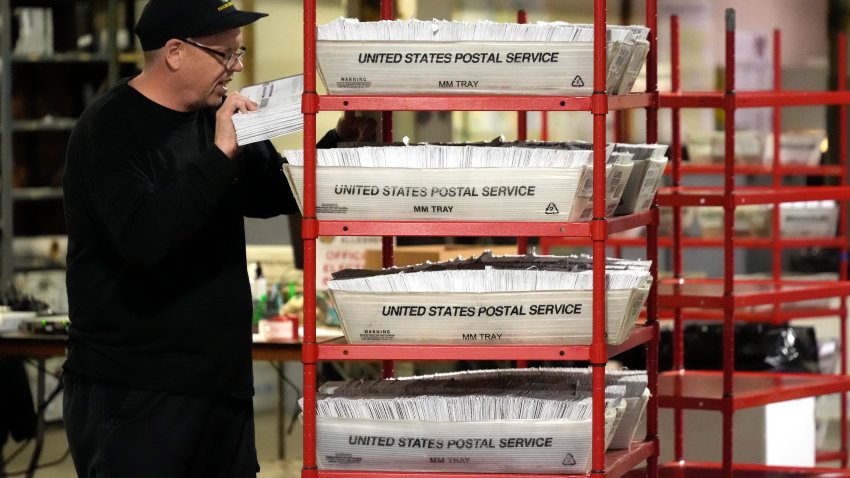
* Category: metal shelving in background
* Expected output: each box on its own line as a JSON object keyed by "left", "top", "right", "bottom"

{"left": 0, "top": 0, "right": 134, "bottom": 283}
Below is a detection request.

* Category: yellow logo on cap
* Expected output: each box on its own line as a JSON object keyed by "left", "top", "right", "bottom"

{"left": 218, "top": 1, "right": 234, "bottom": 11}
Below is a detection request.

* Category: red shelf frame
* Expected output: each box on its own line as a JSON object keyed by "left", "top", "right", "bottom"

{"left": 650, "top": 461, "right": 850, "bottom": 478}
{"left": 657, "top": 279, "right": 850, "bottom": 309}
{"left": 316, "top": 325, "right": 656, "bottom": 362}
{"left": 316, "top": 210, "right": 653, "bottom": 238}
{"left": 674, "top": 164, "right": 843, "bottom": 176}
{"left": 660, "top": 90, "right": 850, "bottom": 109}
{"left": 659, "top": 308, "right": 845, "bottom": 325}
{"left": 300, "top": 1, "right": 661, "bottom": 477}
{"left": 539, "top": 236, "right": 848, "bottom": 254}
{"left": 658, "top": 10, "right": 850, "bottom": 476}
{"left": 319, "top": 92, "right": 654, "bottom": 112}
{"left": 657, "top": 371, "right": 850, "bottom": 411}
{"left": 657, "top": 186, "right": 850, "bottom": 207}
{"left": 315, "top": 442, "right": 657, "bottom": 478}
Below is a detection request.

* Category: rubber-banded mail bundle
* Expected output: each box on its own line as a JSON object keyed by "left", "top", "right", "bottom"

{"left": 301, "top": 372, "right": 628, "bottom": 473}
{"left": 316, "top": 18, "right": 650, "bottom": 96}
{"left": 325, "top": 253, "right": 652, "bottom": 345}
{"left": 388, "top": 367, "right": 650, "bottom": 450}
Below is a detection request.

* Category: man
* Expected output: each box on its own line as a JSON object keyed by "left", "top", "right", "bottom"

{"left": 62, "top": 1, "right": 373, "bottom": 476}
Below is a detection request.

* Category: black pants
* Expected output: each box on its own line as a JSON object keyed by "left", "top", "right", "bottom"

{"left": 63, "top": 372, "right": 259, "bottom": 478}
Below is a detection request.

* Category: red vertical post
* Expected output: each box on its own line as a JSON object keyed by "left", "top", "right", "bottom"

{"left": 838, "top": 32, "right": 849, "bottom": 468}
{"left": 517, "top": 9, "right": 528, "bottom": 142}
{"left": 541, "top": 110, "right": 549, "bottom": 141}
{"left": 644, "top": 1, "right": 660, "bottom": 477}
{"left": 591, "top": 0, "right": 608, "bottom": 474}
{"left": 771, "top": 30, "right": 782, "bottom": 286}
{"left": 381, "top": 0, "right": 394, "bottom": 144}
{"left": 670, "top": 13, "right": 686, "bottom": 462}
{"left": 722, "top": 9, "right": 737, "bottom": 478}
{"left": 769, "top": 30, "right": 784, "bottom": 327}
{"left": 614, "top": 110, "right": 623, "bottom": 142}
{"left": 301, "top": 0, "right": 318, "bottom": 474}
{"left": 380, "top": 0, "right": 395, "bottom": 380}
{"left": 516, "top": 9, "right": 529, "bottom": 261}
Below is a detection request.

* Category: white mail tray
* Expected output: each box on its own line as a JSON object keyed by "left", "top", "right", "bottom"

{"left": 316, "top": 40, "right": 596, "bottom": 96}
{"left": 315, "top": 408, "right": 618, "bottom": 474}
{"left": 283, "top": 165, "right": 584, "bottom": 222}
{"left": 328, "top": 286, "right": 650, "bottom": 346}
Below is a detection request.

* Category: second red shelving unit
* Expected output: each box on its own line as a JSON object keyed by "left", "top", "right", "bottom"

{"left": 655, "top": 8, "right": 850, "bottom": 478}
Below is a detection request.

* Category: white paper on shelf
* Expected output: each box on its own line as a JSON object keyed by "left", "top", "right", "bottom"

{"left": 283, "top": 144, "right": 592, "bottom": 168}
{"left": 380, "top": 367, "right": 649, "bottom": 450}
{"left": 327, "top": 268, "right": 652, "bottom": 293}
{"left": 615, "top": 143, "right": 668, "bottom": 215}
{"left": 608, "top": 389, "right": 650, "bottom": 449}
{"left": 568, "top": 154, "right": 635, "bottom": 221}
{"left": 606, "top": 39, "right": 635, "bottom": 92}
{"left": 614, "top": 39, "right": 650, "bottom": 95}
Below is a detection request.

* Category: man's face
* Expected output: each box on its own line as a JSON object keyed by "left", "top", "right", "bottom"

{"left": 183, "top": 28, "right": 245, "bottom": 109}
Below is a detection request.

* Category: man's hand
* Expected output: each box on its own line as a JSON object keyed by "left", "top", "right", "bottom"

{"left": 335, "top": 111, "right": 378, "bottom": 143}
{"left": 216, "top": 92, "right": 258, "bottom": 159}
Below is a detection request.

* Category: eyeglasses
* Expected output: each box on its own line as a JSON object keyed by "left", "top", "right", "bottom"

{"left": 183, "top": 38, "right": 246, "bottom": 69}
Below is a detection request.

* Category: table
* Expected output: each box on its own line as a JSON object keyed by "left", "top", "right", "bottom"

{"left": 0, "top": 331, "right": 324, "bottom": 477}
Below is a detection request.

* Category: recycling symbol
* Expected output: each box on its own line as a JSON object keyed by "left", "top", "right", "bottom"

{"left": 545, "top": 202, "right": 560, "bottom": 214}
{"left": 571, "top": 75, "right": 585, "bottom": 87}
{"left": 563, "top": 453, "right": 577, "bottom": 466}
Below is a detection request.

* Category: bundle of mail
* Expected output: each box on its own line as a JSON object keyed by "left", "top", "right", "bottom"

{"left": 232, "top": 74, "right": 304, "bottom": 146}
{"left": 315, "top": 18, "right": 650, "bottom": 95}
{"left": 302, "top": 367, "right": 647, "bottom": 473}
{"left": 324, "top": 252, "right": 652, "bottom": 345}
{"left": 282, "top": 140, "right": 666, "bottom": 222}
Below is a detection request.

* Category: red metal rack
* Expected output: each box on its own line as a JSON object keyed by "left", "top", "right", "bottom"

{"left": 299, "top": 1, "right": 661, "bottom": 477}
{"left": 653, "top": 8, "right": 850, "bottom": 478}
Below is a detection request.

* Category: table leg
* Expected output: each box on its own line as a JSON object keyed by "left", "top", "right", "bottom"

{"left": 276, "top": 361, "right": 285, "bottom": 460}
{"left": 25, "top": 358, "right": 45, "bottom": 478}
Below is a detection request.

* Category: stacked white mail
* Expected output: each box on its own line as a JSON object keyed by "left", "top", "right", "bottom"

{"left": 612, "top": 143, "right": 668, "bottom": 215}
{"left": 387, "top": 367, "right": 649, "bottom": 450}
{"left": 232, "top": 74, "right": 304, "bottom": 146}
{"left": 303, "top": 368, "right": 632, "bottom": 473}
{"left": 316, "top": 18, "right": 650, "bottom": 96}
{"left": 326, "top": 252, "right": 653, "bottom": 345}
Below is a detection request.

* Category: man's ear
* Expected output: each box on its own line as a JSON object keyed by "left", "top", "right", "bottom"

{"left": 163, "top": 39, "right": 184, "bottom": 70}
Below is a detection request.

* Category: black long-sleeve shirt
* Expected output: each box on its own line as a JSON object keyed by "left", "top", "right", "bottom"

{"left": 63, "top": 79, "right": 332, "bottom": 398}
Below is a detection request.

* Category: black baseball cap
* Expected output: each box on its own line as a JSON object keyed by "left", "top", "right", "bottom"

{"left": 134, "top": 0, "right": 268, "bottom": 51}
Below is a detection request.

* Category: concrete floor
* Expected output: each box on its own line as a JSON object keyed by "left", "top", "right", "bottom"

{"left": 1, "top": 411, "right": 846, "bottom": 477}
{"left": 1, "top": 409, "right": 303, "bottom": 478}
